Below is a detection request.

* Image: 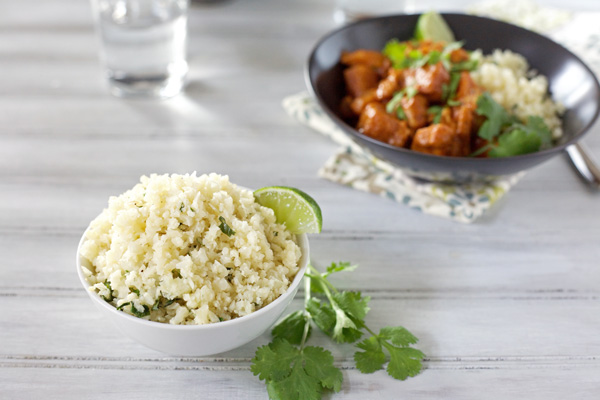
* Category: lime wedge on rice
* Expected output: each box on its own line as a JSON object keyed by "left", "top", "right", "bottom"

{"left": 414, "top": 11, "right": 455, "bottom": 42}
{"left": 254, "top": 186, "right": 322, "bottom": 234}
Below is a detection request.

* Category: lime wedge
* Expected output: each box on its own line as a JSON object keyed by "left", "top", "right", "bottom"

{"left": 254, "top": 186, "right": 322, "bottom": 234}
{"left": 414, "top": 11, "right": 455, "bottom": 43}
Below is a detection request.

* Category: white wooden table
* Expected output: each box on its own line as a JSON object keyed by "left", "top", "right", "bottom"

{"left": 2, "top": 0, "right": 599, "bottom": 398}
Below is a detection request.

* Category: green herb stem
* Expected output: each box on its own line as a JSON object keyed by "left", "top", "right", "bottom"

{"left": 308, "top": 264, "right": 339, "bottom": 294}
{"left": 299, "top": 276, "right": 313, "bottom": 350}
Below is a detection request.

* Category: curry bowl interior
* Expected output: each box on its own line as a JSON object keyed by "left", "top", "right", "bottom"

{"left": 306, "top": 13, "right": 600, "bottom": 180}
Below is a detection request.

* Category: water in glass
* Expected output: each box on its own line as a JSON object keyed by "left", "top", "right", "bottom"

{"left": 92, "top": 0, "right": 188, "bottom": 98}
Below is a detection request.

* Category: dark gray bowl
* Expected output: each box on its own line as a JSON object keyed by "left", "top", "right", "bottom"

{"left": 306, "top": 13, "right": 600, "bottom": 182}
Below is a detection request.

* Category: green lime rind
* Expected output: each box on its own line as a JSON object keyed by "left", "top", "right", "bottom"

{"left": 254, "top": 186, "right": 322, "bottom": 234}
{"left": 414, "top": 11, "right": 456, "bottom": 42}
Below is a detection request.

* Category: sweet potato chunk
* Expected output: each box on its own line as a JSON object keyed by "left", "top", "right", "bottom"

{"left": 411, "top": 124, "right": 470, "bottom": 157}
{"left": 358, "top": 103, "right": 413, "bottom": 147}
{"left": 344, "top": 65, "right": 379, "bottom": 98}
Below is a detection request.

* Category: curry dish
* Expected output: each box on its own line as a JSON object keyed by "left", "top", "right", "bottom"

{"left": 340, "top": 40, "right": 493, "bottom": 157}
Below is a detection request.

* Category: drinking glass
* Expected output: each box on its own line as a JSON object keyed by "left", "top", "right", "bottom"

{"left": 90, "top": 0, "right": 189, "bottom": 99}
{"left": 334, "top": 0, "right": 409, "bottom": 24}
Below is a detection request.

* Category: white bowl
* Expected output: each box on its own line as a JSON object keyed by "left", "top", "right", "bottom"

{"left": 76, "top": 229, "right": 309, "bottom": 356}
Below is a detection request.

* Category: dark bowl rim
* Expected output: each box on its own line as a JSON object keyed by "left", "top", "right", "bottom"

{"left": 305, "top": 12, "right": 600, "bottom": 164}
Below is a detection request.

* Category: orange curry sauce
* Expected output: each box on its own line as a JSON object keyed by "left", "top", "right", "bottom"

{"left": 340, "top": 40, "right": 488, "bottom": 157}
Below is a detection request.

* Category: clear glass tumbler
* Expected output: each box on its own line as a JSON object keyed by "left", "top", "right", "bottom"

{"left": 334, "top": 0, "right": 408, "bottom": 24}
{"left": 90, "top": 0, "right": 189, "bottom": 99}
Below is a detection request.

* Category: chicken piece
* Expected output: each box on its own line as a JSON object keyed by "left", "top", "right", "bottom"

{"left": 401, "top": 94, "right": 429, "bottom": 129}
{"left": 410, "top": 40, "right": 444, "bottom": 55}
{"left": 341, "top": 50, "right": 388, "bottom": 70}
{"left": 339, "top": 95, "right": 355, "bottom": 120}
{"left": 358, "top": 103, "right": 413, "bottom": 147}
{"left": 450, "top": 48, "right": 470, "bottom": 63}
{"left": 438, "top": 107, "right": 456, "bottom": 131}
{"left": 453, "top": 105, "right": 473, "bottom": 137}
{"left": 350, "top": 89, "right": 378, "bottom": 115}
{"left": 405, "top": 62, "right": 450, "bottom": 102}
{"left": 455, "top": 71, "right": 481, "bottom": 105}
{"left": 388, "top": 121, "right": 414, "bottom": 148}
{"left": 376, "top": 69, "right": 403, "bottom": 101}
{"left": 344, "top": 64, "right": 379, "bottom": 98}
{"left": 411, "top": 123, "right": 470, "bottom": 157}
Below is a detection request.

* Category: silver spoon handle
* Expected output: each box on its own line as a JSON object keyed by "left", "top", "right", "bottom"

{"left": 566, "top": 143, "right": 600, "bottom": 190}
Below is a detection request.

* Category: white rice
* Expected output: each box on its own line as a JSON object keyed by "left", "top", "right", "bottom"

{"left": 471, "top": 49, "right": 565, "bottom": 139}
{"left": 80, "top": 173, "right": 302, "bottom": 325}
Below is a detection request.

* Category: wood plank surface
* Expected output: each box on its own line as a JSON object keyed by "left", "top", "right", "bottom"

{"left": 1, "top": 0, "right": 599, "bottom": 398}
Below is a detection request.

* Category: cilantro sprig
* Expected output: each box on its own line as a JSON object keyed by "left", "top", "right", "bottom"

{"left": 473, "top": 93, "right": 553, "bottom": 157}
{"left": 251, "top": 262, "right": 425, "bottom": 400}
{"left": 383, "top": 39, "right": 478, "bottom": 72}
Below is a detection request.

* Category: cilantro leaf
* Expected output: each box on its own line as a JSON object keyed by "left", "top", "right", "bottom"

{"left": 267, "top": 362, "right": 321, "bottom": 400}
{"left": 130, "top": 304, "right": 150, "bottom": 318}
{"left": 101, "top": 280, "right": 114, "bottom": 302}
{"left": 476, "top": 92, "right": 517, "bottom": 140}
{"left": 272, "top": 310, "right": 311, "bottom": 345}
{"left": 354, "top": 336, "right": 386, "bottom": 373}
{"left": 332, "top": 291, "right": 370, "bottom": 327}
{"left": 379, "top": 326, "right": 419, "bottom": 347}
{"left": 251, "top": 339, "right": 342, "bottom": 400}
{"left": 308, "top": 294, "right": 363, "bottom": 343}
{"left": 251, "top": 338, "right": 300, "bottom": 382}
{"left": 487, "top": 116, "right": 553, "bottom": 158}
{"left": 325, "top": 261, "right": 358, "bottom": 276}
{"left": 302, "top": 346, "right": 343, "bottom": 392}
{"left": 488, "top": 128, "right": 541, "bottom": 157}
{"left": 218, "top": 216, "right": 235, "bottom": 236}
{"left": 307, "top": 275, "right": 327, "bottom": 294}
{"left": 475, "top": 94, "right": 554, "bottom": 158}
{"left": 354, "top": 327, "right": 424, "bottom": 378}
{"left": 383, "top": 39, "right": 408, "bottom": 68}
{"left": 384, "top": 343, "right": 426, "bottom": 381}
{"left": 524, "top": 116, "right": 553, "bottom": 148}
{"left": 306, "top": 298, "right": 336, "bottom": 336}
{"left": 331, "top": 305, "right": 363, "bottom": 343}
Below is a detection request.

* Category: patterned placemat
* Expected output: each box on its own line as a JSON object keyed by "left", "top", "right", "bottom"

{"left": 283, "top": 93, "right": 523, "bottom": 223}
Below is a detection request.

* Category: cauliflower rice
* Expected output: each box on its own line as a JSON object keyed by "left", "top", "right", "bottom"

{"left": 80, "top": 173, "right": 302, "bottom": 325}
{"left": 471, "top": 49, "right": 565, "bottom": 139}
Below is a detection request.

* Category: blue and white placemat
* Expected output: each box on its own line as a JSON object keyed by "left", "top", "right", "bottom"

{"left": 283, "top": 92, "right": 523, "bottom": 223}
